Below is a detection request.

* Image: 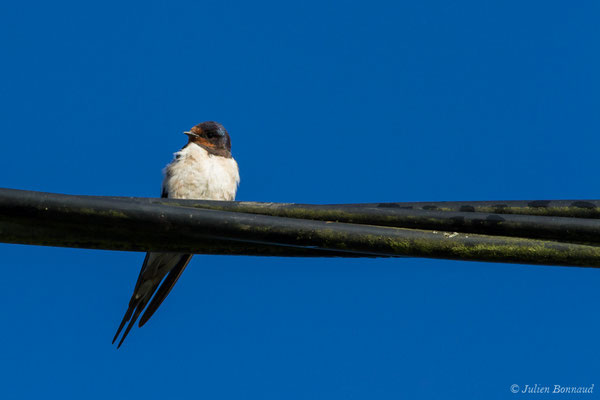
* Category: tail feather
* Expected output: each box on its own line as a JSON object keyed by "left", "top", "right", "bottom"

{"left": 116, "top": 295, "right": 154, "bottom": 349}
{"left": 112, "top": 305, "right": 134, "bottom": 344}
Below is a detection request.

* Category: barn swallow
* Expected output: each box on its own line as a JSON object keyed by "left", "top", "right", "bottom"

{"left": 113, "top": 121, "right": 240, "bottom": 348}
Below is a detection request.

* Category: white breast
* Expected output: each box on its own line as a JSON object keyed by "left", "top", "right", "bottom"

{"left": 162, "top": 143, "right": 240, "bottom": 201}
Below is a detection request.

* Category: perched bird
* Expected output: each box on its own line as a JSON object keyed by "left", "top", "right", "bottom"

{"left": 113, "top": 121, "right": 240, "bottom": 348}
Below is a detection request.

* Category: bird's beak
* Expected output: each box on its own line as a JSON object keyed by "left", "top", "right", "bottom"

{"left": 183, "top": 131, "right": 198, "bottom": 137}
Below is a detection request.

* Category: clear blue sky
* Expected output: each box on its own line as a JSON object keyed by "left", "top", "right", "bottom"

{"left": 1, "top": 1, "right": 599, "bottom": 399}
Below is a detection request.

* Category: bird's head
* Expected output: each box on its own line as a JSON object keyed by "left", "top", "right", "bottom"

{"left": 184, "top": 121, "right": 232, "bottom": 157}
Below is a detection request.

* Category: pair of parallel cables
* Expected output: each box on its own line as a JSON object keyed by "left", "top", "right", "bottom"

{"left": 2, "top": 188, "right": 600, "bottom": 268}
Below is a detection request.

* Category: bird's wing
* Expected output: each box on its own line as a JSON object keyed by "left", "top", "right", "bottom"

{"left": 138, "top": 255, "right": 192, "bottom": 327}
{"left": 113, "top": 183, "right": 192, "bottom": 348}
{"left": 112, "top": 253, "right": 192, "bottom": 348}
